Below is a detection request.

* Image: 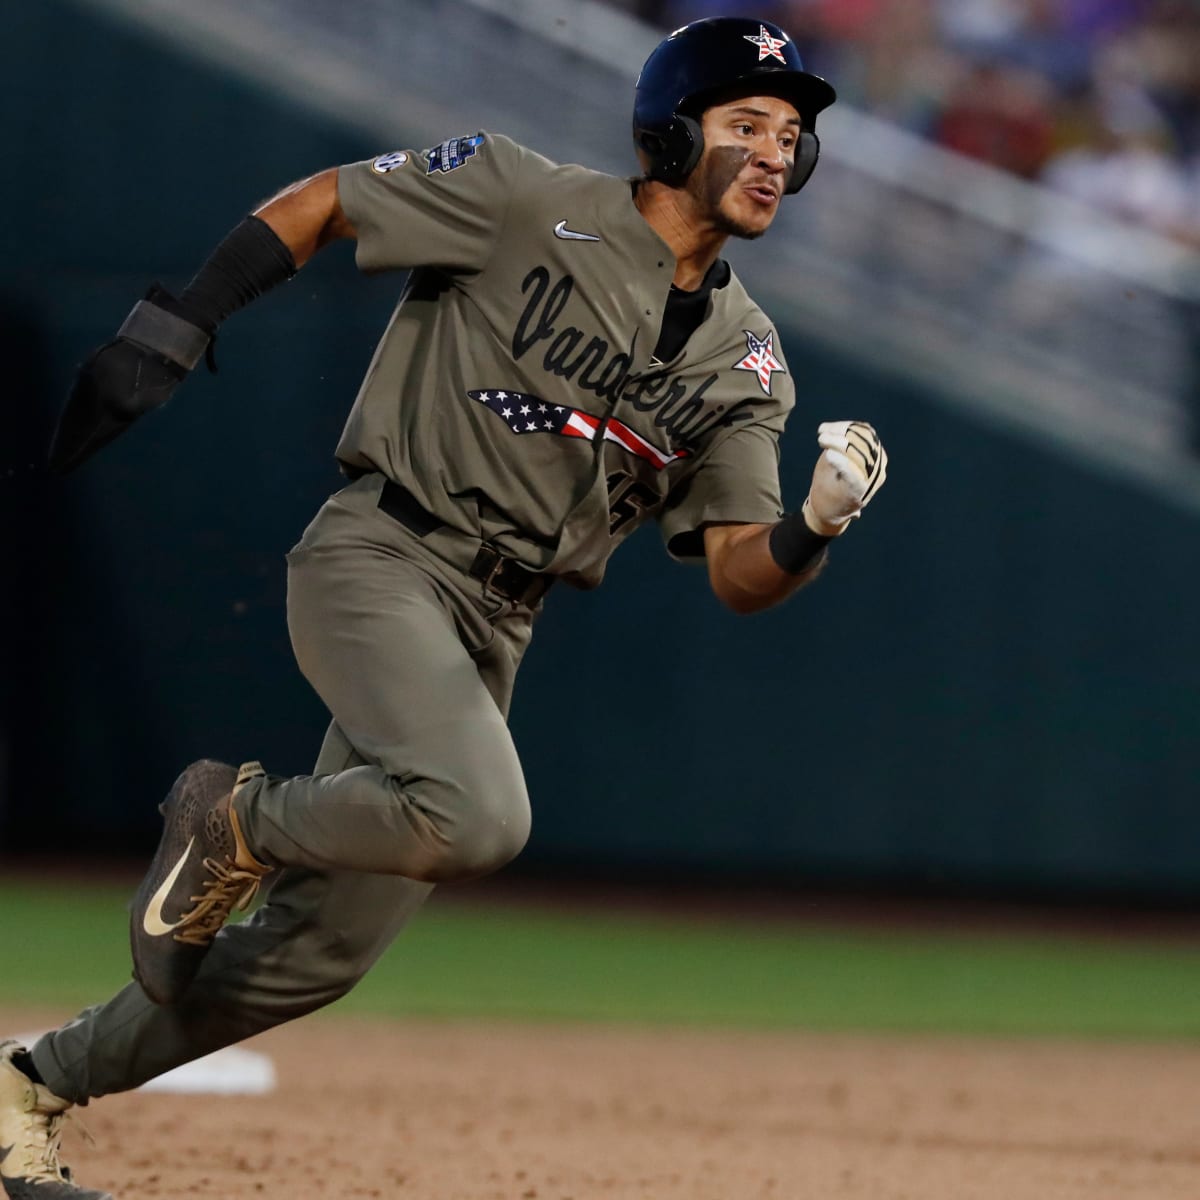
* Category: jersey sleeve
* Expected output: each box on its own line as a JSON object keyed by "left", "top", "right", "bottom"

{"left": 658, "top": 421, "right": 787, "bottom": 563}
{"left": 337, "top": 131, "right": 522, "bottom": 275}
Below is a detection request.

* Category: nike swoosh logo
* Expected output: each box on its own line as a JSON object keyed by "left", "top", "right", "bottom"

{"left": 141, "top": 837, "right": 195, "bottom": 936}
{"left": 554, "top": 220, "right": 600, "bottom": 242}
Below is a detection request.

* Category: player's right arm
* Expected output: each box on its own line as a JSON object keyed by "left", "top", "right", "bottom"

{"left": 51, "top": 133, "right": 518, "bottom": 474}
{"left": 48, "top": 168, "right": 356, "bottom": 474}
{"left": 252, "top": 169, "right": 358, "bottom": 267}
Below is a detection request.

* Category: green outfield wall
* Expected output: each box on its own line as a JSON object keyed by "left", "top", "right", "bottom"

{"left": 2, "top": 0, "right": 1198, "bottom": 898}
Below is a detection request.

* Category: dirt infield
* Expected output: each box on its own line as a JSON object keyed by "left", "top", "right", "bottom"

{"left": 10, "top": 1006, "right": 1200, "bottom": 1199}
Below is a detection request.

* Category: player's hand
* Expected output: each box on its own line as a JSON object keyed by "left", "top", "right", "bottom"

{"left": 802, "top": 420, "right": 887, "bottom": 535}
{"left": 48, "top": 285, "right": 213, "bottom": 474}
{"left": 48, "top": 340, "right": 186, "bottom": 473}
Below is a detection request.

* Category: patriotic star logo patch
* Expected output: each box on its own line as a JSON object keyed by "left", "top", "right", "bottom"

{"left": 469, "top": 391, "right": 687, "bottom": 470}
{"left": 732, "top": 330, "right": 785, "bottom": 395}
{"left": 743, "top": 24, "right": 788, "bottom": 63}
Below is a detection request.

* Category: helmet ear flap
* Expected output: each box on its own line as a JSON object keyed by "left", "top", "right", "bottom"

{"left": 785, "top": 130, "right": 820, "bottom": 194}
{"left": 647, "top": 120, "right": 821, "bottom": 193}
{"left": 646, "top": 113, "right": 704, "bottom": 186}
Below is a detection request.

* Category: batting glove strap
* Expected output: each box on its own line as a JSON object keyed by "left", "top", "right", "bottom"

{"left": 768, "top": 509, "right": 833, "bottom": 575}
{"left": 118, "top": 285, "right": 214, "bottom": 373}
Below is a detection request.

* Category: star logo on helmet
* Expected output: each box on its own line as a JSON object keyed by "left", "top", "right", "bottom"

{"left": 743, "top": 24, "right": 788, "bottom": 64}
{"left": 732, "top": 329, "right": 785, "bottom": 394}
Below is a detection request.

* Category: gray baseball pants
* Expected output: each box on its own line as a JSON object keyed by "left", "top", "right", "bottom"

{"left": 31, "top": 475, "right": 537, "bottom": 1103}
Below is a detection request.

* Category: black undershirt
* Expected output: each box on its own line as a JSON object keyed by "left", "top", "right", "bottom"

{"left": 652, "top": 258, "right": 731, "bottom": 363}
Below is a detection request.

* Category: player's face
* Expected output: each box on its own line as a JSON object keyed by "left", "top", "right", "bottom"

{"left": 690, "top": 95, "right": 801, "bottom": 239}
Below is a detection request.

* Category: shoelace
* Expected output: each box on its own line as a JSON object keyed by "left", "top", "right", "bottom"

{"left": 173, "top": 857, "right": 266, "bottom": 946}
{"left": 19, "top": 1109, "right": 65, "bottom": 1182}
{"left": 19, "top": 1106, "right": 93, "bottom": 1183}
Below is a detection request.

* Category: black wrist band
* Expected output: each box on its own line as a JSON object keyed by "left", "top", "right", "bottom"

{"left": 179, "top": 214, "right": 297, "bottom": 330}
{"left": 119, "top": 285, "right": 214, "bottom": 370}
{"left": 768, "top": 511, "right": 833, "bottom": 575}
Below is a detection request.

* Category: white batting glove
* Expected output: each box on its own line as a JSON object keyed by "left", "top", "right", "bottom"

{"left": 802, "top": 420, "right": 888, "bottom": 536}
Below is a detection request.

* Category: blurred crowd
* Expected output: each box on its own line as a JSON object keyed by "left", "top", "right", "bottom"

{"left": 618, "top": 0, "right": 1200, "bottom": 248}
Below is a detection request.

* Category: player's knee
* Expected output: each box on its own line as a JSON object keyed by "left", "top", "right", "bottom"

{"left": 421, "top": 789, "right": 531, "bottom": 883}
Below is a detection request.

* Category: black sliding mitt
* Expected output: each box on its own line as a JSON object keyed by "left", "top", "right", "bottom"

{"left": 48, "top": 284, "right": 213, "bottom": 474}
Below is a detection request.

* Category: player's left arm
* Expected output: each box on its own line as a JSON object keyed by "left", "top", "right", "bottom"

{"left": 703, "top": 520, "right": 819, "bottom": 613}
{"left": 704, "top": 420, "right": 887, "bottom": 614}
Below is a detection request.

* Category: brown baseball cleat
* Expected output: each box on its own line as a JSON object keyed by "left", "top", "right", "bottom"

{"left": 130, "top": 759, "right": 272, "bottom": 1005}
{"left": 0, "top": 1041, "right": 112, "bottom": 1199}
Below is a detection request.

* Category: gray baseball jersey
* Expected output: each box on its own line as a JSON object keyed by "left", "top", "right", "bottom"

{"left": 336, "top": 131, "right": 794, "bottom": 588}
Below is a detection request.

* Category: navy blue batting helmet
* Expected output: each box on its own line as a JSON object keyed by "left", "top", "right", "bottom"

{"left": 633, "top": 17, "right": 837, "bottom": 194}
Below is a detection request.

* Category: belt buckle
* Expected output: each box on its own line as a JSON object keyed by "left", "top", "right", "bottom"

{"left": 472, "top": 544, "right": 513, "bottom": 600}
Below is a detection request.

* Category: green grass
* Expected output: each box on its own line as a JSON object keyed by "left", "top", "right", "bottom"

{"left": 2, "top": 879, "right": 1199, "bottom": 1038}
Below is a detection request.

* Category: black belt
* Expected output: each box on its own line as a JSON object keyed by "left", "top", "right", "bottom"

{"left": 377, "top": 478, "right": 554, "bottom": 607}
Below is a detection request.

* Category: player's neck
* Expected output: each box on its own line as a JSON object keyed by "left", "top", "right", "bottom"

{"left": 634, "top": 180, "right": 729, "bottom": 292}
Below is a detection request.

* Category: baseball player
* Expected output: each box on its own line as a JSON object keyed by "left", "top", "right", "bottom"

{"left": 1, "top": 17, "right": 886, "bottom": 1198}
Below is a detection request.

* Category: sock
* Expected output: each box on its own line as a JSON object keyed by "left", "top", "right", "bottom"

{"left": 12, "top": 1049, "right": 45, "bottom": 1087}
